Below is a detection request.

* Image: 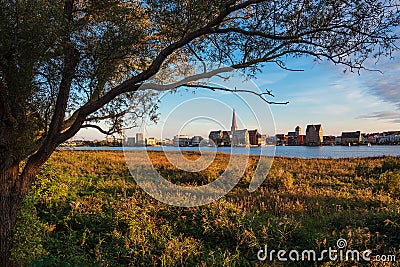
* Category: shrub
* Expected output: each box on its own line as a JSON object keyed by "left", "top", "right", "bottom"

{"left": 11, "top": 193, "right": 47, "bottom": 266}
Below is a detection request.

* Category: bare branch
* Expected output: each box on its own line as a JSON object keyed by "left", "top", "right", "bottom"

{"left": 184, "top": 84, "right": 289, "bottom": 105}
{"left": 85, "top": 109, "right": 130, "bottom": 122}
{"left": 271, "top": 60, "right": 305, "bottom": 72}
{"left": 81, "top": 124, "right": 119, "bottom": 136}
{"left": 138, "top": 67, "right": 232, "bottom": 91}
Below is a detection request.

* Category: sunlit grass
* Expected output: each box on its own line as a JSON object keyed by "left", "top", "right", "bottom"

{"left": 12, "top": 151, "right": 400, "bottom": 266}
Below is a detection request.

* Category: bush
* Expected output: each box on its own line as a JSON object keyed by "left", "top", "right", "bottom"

{"left": 11, "top": 193, "right": 47, "bottom": 266}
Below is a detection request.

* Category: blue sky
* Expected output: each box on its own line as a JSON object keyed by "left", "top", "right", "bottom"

{"left": 77, "top": 55, "right": 400, "bottom": 140}
{"left": 265, "top": 56, "right": 400, "bottom": 136}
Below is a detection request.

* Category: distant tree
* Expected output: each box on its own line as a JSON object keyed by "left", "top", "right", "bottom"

{"left": 0, "top": 0, "right": 399, "bottom": 265}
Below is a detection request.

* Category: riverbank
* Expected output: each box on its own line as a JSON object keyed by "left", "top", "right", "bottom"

{"left": 13, "top": 151, "right": 400, "bottom": 266}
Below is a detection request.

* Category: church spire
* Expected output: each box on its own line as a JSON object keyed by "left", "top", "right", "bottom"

{"left": 231, "top": 109, "right": 237, "bottom": 133}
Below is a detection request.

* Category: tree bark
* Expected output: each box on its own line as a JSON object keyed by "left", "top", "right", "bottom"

{"left": 0, "top": 164, "right": 22, "bottom": 267}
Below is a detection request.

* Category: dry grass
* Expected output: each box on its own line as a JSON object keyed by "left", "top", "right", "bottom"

{"left": 12, "top": 151, "right": 400, "bottom": 266}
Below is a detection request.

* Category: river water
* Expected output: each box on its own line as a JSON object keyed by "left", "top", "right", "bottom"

{"left": 68, "top": 145, "right": 400, "bottom": 159}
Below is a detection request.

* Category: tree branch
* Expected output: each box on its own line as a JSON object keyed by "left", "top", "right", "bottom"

{"left": 81, "top": 124, "right": 119, "bottom": 136}
{"left": 184, "top": 84, "right": 288, "bottom": 105}
{"left": 58, "top": 0, "right": 265, "bottom": 143}
{"left": 138, "top": 67, "right": 233, "bottom": 91}
{"left": 20, "top": 0, "right": 80, "bottom": 192}
{"left": 85, "top": 109, "right": 131, "bottom": 122}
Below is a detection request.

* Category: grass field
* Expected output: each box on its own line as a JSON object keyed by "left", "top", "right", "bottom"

{"left": 12, "top": 151, "right": 400, "bottom": 266}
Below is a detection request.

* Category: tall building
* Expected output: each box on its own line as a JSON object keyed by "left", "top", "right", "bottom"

{"left": 136, "top": 133, "right": 145, "bottom": 146}
{"left": 127, "top": 137, "right": 135, "bottom": 146}
{"left": 248, "top": 129, "right": 262, "bottom": 146}
{"left": 305, "top": 124, "right": 323, "bottom": 145}
{"left": 295, "top": 126, "right": 302, "bottom": 136}
{"left": 231, "top": 109, "right": 238, "bottom": 133}
{"left": 230, "top": 109, "right": 250, "bottom": 146}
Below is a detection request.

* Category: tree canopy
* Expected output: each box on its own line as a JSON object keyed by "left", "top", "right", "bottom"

{"left": 1, "top": 0, "right": 399, "bottom": 171}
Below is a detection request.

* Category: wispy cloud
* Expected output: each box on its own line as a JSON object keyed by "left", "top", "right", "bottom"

{"left": 365, "top": 63, "right": 400, "bottom": 109}
{"left": 356, "top": 54, "right": 400, "bottom": 123}
{"left": 356, "top": 110, "right": 400, "bottom": 123}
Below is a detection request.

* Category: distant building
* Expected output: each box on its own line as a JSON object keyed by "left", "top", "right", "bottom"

{"left": 362, "top": 134, "right": 375, "bottom": 144}
{"left": 231, "top": 109, "right": 238, "bottom": 133}
{"left": 136, "top": 133, "right": 145, "bottom": 146}
{"left": 341, "top": 131, "right": 362, "bottom": 145}
{"left": 287, "top": 131, "right": 298, "bottom": 146}
{"left": 222, "top": 131, "right": 232, "bottom": 146}
{"left": 208, "top": 109, "right": 256, "bottom": 147}
{"left": 105, "top": 136, "right": 122, "bottom": 146}
{"left": 174, "top": 135, "right": 190, "bottom": 147}
{"left": 156, "top": 139, "right": 167, "bottom": 146}
{"left": 286, "top": 126, "right": 304, "bottom": 145}
{"left": 230, "top": 109, "right": 250, "bottom": 146}
{"left": 335, "top": 137, "right": 342, "bottom": 144}
{"left": 381, "top": 131, "right": 400, "bottom": 144}
{"left": 275, "top": 134, "right": 285, "bottom": 146}
{"left": 126, "top": 137, "right": 136, "bottom": 146}
{"left": 209, "top": 130, "right": 223, "bottom": 146}
{"left": 191, "top": 136, "right": 203, "bottom": 146}
{"left": 323, "top": 135, "right": 336, "bottom": 145}
{"left": 232, "top": 129, "right": 249, "bottom": 146}
{"left": 260, "top": 134, "right": 267, "bottom": 145}
{"left": 295, "top": 126, "right": 302, "bottom": 136}
{"left": 230, "top": 109, "right": 238, "bottom": 146}
{"left": 164, "top": 138, "right": 174, "bottom": 146}
{"left": 305, "top": 124, "right": 323, "bottom": 145}
{"left": 298, "top": 135, "right": 305, "bottom": 145}
{"left": 146, "top": 137, "right": 157, "bottom": 146}
{"left": 248, "top": 129, "right": 262, "bottom": 146}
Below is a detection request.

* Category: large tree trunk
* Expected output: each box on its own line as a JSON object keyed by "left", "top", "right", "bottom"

{"left": 0, "top": 164, "right": 22, "bottom": 267}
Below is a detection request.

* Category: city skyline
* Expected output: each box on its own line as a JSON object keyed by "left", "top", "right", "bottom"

{"left": 75, "top": 56, "right": 400, "bottom": 140}
{"left": 75, "top": 125, "right": 400, "bottom": 142}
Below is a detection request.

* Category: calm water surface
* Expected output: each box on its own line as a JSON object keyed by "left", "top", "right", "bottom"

{"left": 69, "top": 145, "right": 400, "bottom": 159}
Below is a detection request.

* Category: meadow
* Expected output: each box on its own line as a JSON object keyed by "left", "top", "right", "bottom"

{"left": 12, "top": 151, "right": 400, "bottom": 266}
